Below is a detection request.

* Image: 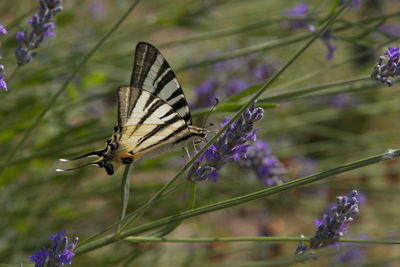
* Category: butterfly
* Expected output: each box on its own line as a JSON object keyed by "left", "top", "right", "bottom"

{"left": 57, "top": 42, "right": 206, "bottom": 175}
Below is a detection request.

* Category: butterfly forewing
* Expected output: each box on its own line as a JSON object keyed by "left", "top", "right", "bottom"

{"left": 131, "top": 42, "right": 191, "bottom": 123}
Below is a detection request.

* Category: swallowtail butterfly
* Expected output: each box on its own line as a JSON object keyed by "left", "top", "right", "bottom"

{"left": 57, "top": 42, "right": 206, "bottom": 175}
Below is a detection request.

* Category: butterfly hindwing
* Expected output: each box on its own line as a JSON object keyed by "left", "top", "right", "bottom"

{"left": 117, "top": 89, "right": 189, "bottom": 157}
{"left": 130, "top": 42, "right": 191, "bottom": 124}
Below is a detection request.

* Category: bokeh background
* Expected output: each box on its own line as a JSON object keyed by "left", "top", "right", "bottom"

{"left": 1, "top": 0, "right": 400, "bottom": 266}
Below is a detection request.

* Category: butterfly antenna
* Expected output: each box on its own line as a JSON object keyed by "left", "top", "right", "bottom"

{"left": 202, "top": 98, "right": 219, "bottom": 131}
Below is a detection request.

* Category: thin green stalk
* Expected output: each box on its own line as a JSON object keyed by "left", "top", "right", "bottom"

{"left": 118, "top": 164, "right": 132, "bottom": 231}
{"left": 5, "top": 66, "right": 20, "bottom": 84}
{"left": 75, "top": 146, "right": 396, "bottom": 254}
{"left": 116, "top": 1, "right": 351, "bottom": 233}
{"left": 0, "top": 0, "right": 141, "bottom": 176}
{"left": 123, "top": 236, "right": 400, "bottom": 245}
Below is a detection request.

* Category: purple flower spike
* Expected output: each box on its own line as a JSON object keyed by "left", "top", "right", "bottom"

{"left": 371, "top": 45, "right": 400, "bottom": 86}
{"left": 238, "top": 140, "right": 286, "bottom": 186}
{"left": 15, "top": 0, "right": 63, "bottom": 66}
{"left": 283, "top": 3, "right": 309, "bottom": 29}
{"left": 29, "top": 230, "right": 78, "bottom": 267}
{"left": 283, "top": 3, "right": 309, "bottom": 17}
{"left": 0, "top": 24, "right": 8, "bottom": 36}
{"left": 295, "top": 190, "right": 360, "bottom": 255}
{"left": 321, "top": 30, "right": 337, "bottom": 60}
{"left": 0, "top": 71, "right": 7, "bottom": 92}
{"left": 29, "top": 247, "right": 48, "bottom": 267}
{"left": 188, "top": 102, "right": 264, "bottom": 182}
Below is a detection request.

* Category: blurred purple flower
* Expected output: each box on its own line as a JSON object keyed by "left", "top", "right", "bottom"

{"left": 0, "top": 24, "right": 7, "bottom": 36}
{"left": 0, "top": 71, "right": 6, "bottom": 91}
{"left": 238, "top": 140, "right": 286, "bottom": 186}
{"left": 90, "top": 0, "right": 106, "bottom": 19}
{"left": 283, "top": 3, "right": 309, "bottom": 29}
{"left": 212, "top": 57, "right": 242, "bottom": 72}
{"left": 321, "top": 30, "right": 336, "bottom": 60}
{"left": 329, "top": 93, "right": 360, "bottom": 109}
{"left": 224, "top": 78, "right": 248, "bottom": 96}
{"left": 251, "top": 63, "right": 274, "bottom": 82}
{"left": 284, "top": 2, "right": 308, "bottom": 17}
{"left": 295, "top": 190, "right": 360, "bottom": 255}
{"left": 188, "top": 102, "right": 264, "bottom": 182}
{"left": 371, "top": 45, "right": 400, "bottom": 87}
{"left": 29, "top": 230, "right": 78, "bottom": 267}
{"left": 15, "top": 0, "right": 63, "bottom": 66}
{"left": 193, "top": 78, "right": 217, "bottom": 108}
{"left": 0, "top": 25, "right": 7, "bottom": 92}
{"left": 339, "top": 0, "right": 363, "bottom": 9}
{"left": 379, "top": 24, "right": 400, "bottom": 36}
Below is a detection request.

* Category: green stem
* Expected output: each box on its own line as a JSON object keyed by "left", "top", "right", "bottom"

{"left": 75, "top": 147, "right": 396, "bottom": 254}
{"left": 118, "top": 164, "right": 132, "bottom": 231}
{"left": 0, "top": 0, "right": 141, "bottom": 176}
{"left": 123, "top": 236, "right": 400, "bottom": 245}
{"left": 5, "top": 66, "right": 20, "bottom": 84}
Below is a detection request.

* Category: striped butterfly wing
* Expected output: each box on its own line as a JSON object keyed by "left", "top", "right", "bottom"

{"left": 117, "top": 86, "right": 190, "bottom": 159}
{"left": 57, "top": 42, "right": 205, "bottom": 175}
{"left": 129, "top": 42, "right": 191, "bottom": 124}
{"left": 117, "top": 42, "right": 203, "bottom": 160}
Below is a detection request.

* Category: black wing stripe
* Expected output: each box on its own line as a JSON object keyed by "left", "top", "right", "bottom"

{"left": 137, "top": 124, "right": 187, "bottom": 153}
{"left": 153, "top": 60, "right": 169, "bottom": 86}
{"left": 165, "top": 88, "right": 182, "bottom": 102}
{"left": 154, "top": 71, "right": 175, "bottom": 97}
{"left": 129, "top": 98, "right": 164, "bottom": 137}
{"left": 171, "top": 97, "right": 187, "bottom": 111}
{"left": 136, "top": 115, "right": 182, "bottom": 146}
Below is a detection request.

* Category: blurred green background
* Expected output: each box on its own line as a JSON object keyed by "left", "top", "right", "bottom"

{"left": 1, "top": 0, "right": 400, "bottom": 266}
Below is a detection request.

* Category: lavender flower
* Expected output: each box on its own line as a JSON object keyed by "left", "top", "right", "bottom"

{"left": 295, "top": 190, "right": 359, "bottom": 255}
{"left": 371, "top": 45, "right": 400, "bottom": 87}
{"left": 0, "top": 24, "right": 7, "bottom": 92}
{"left": 188, "top": 102, "right": 264, "bottom": 182}
{"left": 29, "top": 247, "right": 48, "bottom": 267}
{"left": 15, "top": 0, "right": 63, "bottom": 66}
{"left": 224, "top": 78, "right": 248, "bottom": 96}
{"left": 192, "top": 54, "right": 275, "bottom": 108}
{"left": 339, "top": 0, "right": 362, "bottom": 9}
{"left": 238, "top": 140, "right": 286, "bottom": 186}
{"left": 321, "top": 30, "right": 337, "bottom": 60}
{"left": 0, "top": 24, "right": 7, "bottom": 36}
{"left": 194, "top": 78, "right": 218, "bottom": 108}
{"left": 29, "top": 230, "right": 78, "bottom": 267}
{"left": 283, "top": 3, "right": 309, "bottom": 29}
